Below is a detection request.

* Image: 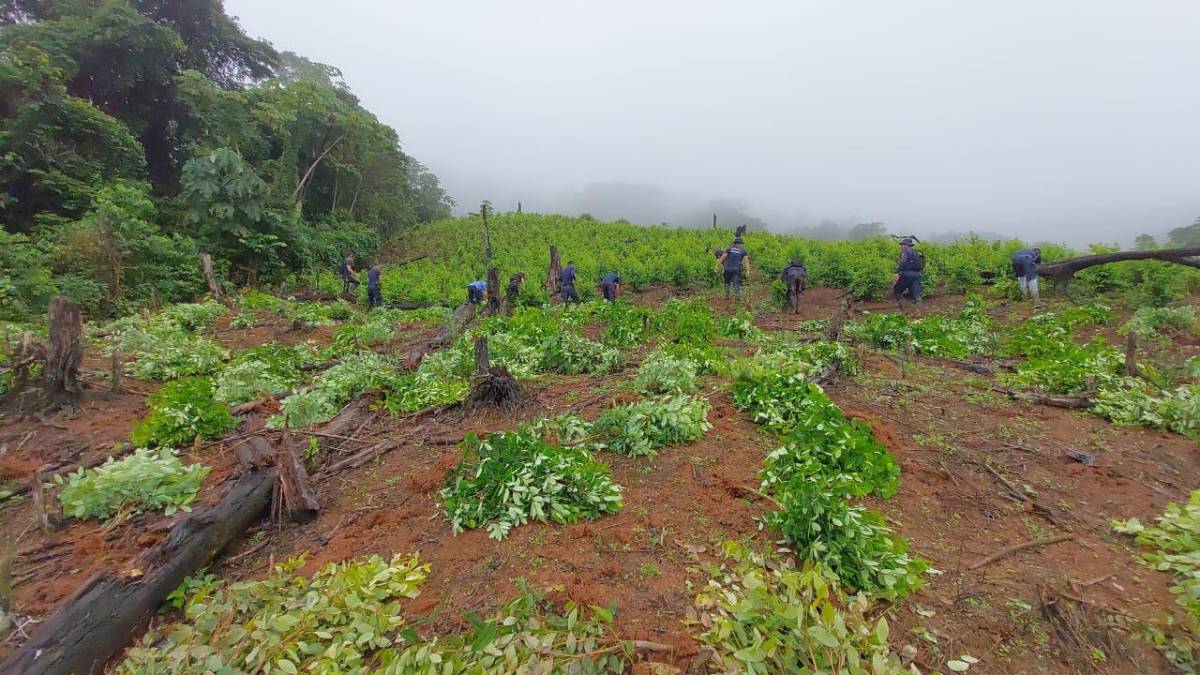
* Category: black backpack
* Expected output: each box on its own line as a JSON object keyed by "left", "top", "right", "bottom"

{"left": 912, "top": 250, "right": 926, "bottom": 272}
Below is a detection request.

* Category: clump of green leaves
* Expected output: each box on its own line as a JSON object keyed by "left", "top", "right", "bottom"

{"left": 732, "top": 346, "right": 924, "bottom": 598}
{"left": 213, "top": 343, "right": 316, "bottom": 405}
{"left": 56, "top": 447, "right": 210, "bottom": 520}
{"left": 656, "top": 298, "right": 717, "bottom": 346}
{"left": 1005, "top": 338, "right": 1124, "bottom": 395}
{"left": 720, "top": 309, "right": 764, "bottom": 341}
{"left": 118, "top": 553, "right": 429, "bottom": 674}
{"left": 157, "top": 300, "right": 227, "bottom": 332}
{"left": 441, "top": 430, "right": 623, "bottom": 540}
{"left": 596, "top": 300, "right": 653, "bottom": 348}
{"left": 538, "top": 332, "right": 621, "bottom": 374}
{"left": 767, "top": 473, "right": 926, "bottom": 598}
{"left": 269, "top": 351, "right": 396, "bottom": 429}
{"left": 588, "top": 395, "right": 712, "bottom": 457}
{"left": 635, "top": 350, "right": 699, "bottom": 394}
{"left": 1093, "top": 382, "right": 1200, "bottom": 441}
{"left": 377, "top": 580, "right": 627, "bottom": 674}
{"left": 692, "top": 541, "right": 911, "bottom": 674}
{"left": 847, "top": 298, "right": 994, "bottom": 357}
{"left": 1121, "top": 306, "right": 1197, "bottom": 349}
{"left": 1112, "top": 491, "right": 1200, "bottom": 665}
{"left": 132, "top": 377, "right": 239, "bottom": 448}
{"left": 759, "top": 381, "right": 899, "bottom": 498}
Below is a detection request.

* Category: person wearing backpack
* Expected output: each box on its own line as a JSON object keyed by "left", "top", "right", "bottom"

{"left": 893, "top": 238, "right": 925, "bottom": 310}
{"left": 1010, "top": 247, "right": 1042, "bottom": 305}
{"left": 714, "top": 237, "right": 751, "bottom": 301}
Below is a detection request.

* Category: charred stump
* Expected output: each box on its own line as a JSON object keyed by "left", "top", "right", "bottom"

{"left": 466, "top": 336, "right": 520, "bottom": 409}
{"left": 0, "top": 453, "right": 276, "bottom": 675}
{"left": 43, "top": 296, "right": 83, "bottom": 401}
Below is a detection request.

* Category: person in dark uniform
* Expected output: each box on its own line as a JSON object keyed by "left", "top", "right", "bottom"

{"left": 893, "top": 238, "right": 925, "bottom": 310}
{"left": 1010, "top": 247, "right": 1042, "bottom": 305}
{"left": 338, "top": 255, "right": 360, "bottom": 296}
{"left": 780, "top": 260, "right": 807, "bottom": 313}
{"left": 466, "top": 279, "right": 487, "bottom": 305}
{"left": 559, "top": 261, "right": 581, "bottom": 304}
{"left": 714, "top": 237, "right": 751, "bottom": 301}
{"left": 599, "top": 271, "right": 623, "bottom": 302}
{"left": 506, "top": 272, "right": 525, "bottom": 308}
{"left": 366, "top": 264, "right": 383, "bottom": 308}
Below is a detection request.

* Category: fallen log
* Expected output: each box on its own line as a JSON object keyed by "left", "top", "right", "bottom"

{"left": 320, "top": 397, "right": 374, "bottom": 438}
{"left": 431, "top": 302, "right": 477, "bottom": 348}
{"left": 0, "top": 452, "right": 276, "bottom": 674}
{"left": 1037, "top": 246, "right": 1200, "bottom": 286}
{"left": 994, "top": 387, "right": 1092, "bottom": 409}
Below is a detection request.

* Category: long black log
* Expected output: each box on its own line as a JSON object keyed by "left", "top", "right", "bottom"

{"left": 0, "top": 463, "right": 276, "bottom": 675}
{"left": 1037, "top": 247, "right": 1200, "bottom": 283}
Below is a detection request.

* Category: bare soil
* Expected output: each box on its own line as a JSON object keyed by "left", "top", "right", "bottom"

{"left": 1, "top": 286, "right": 1195, "bottom": 673}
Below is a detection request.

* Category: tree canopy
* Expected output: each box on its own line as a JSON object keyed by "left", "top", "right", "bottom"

{"left": 0, "top": 0, "right": 453, "bottom": 318}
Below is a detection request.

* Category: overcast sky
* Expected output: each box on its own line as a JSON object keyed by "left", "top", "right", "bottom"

{"left": 226, "top": 1, "right": 1200, "bottom": 244}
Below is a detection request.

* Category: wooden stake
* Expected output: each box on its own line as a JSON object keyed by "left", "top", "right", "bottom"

{"left": 44, "top": 296, "right": 83, "bottom": 401}
{"left": 711, "top": 213, "right": 717, "bottom": 229}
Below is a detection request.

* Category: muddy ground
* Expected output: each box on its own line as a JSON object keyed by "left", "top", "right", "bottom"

{"left": 1, "top": 285, "right": 1196, "bottom": 673}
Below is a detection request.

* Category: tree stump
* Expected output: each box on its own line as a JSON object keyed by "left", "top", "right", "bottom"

{"left": 467, "top": 336, "right": 519, "bottom": 409}
{"left": 546, "top": 245, "right": 562, "bottom": 298}
{"left": 272, "top": 432, "right": 319, "bottom": 523}
{"left": 485, "top": 267, "right": 501, "bottom": 315}
{"left": 44, "top": 296, "right": 83, "bottom": 401}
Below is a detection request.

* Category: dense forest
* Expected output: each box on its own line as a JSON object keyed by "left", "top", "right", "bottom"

{"left": 0, "top": 0, "right": 453, "bottom": 320}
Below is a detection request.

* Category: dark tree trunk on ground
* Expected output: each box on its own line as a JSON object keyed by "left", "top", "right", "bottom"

{"left": 485, "top": 267, "right": 501, "bottom": 315}
{"left": 0, "top": 457, "right": 276, "bottom": 675}
{"left": 272, "top": 433, "right": 319, "bottom": 523}
{"left": 43, "top": 296, "right": 83, "bottom": 401}
{"left": 433, "top": 303, "right": 477, "bottom": 349}
{"left": 1037, "top": 247, "right": 1200, "bottom": 286}
{"left": 547, "top": 245, "right": 562, "bottom": 298}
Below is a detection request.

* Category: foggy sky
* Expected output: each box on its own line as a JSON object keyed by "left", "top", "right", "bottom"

{"left": 226, "top": 1, "right": 1200, "bottom": 245}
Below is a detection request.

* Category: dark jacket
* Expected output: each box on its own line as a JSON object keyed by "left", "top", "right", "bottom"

{"left": 723, "top": 245, "right": 748, "bottom": 272}
{"left": 559, "top": 265, "right": 576, "bottom": 286}
{"left": 896, "top": 247, "right": 922, "bottom": 274}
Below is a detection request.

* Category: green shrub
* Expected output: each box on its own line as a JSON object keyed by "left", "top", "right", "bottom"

{"left": 270, "top": 351, "right": 397, "bottom": 429}
{"left": 538, "top": 332, "right": 621, "bottom": 375}
{"left": 131, "top": 377, "right": 239, "bottom": 448}
{"left": 213, "top": 343, "right": 315, "bottom": 405}
{"left": 378, "top": 580, "right": 626, "bottom": 673}
{"left": 1112, "top": 491, "right": 1200, "bottom": 648}
{"left": 119, "top": 553, "right": 429, "bottom": 674}
{"left": 767, "top": 473, "right": 926, "bottom": 598}
{"left": 588, "top": 395, "right": 712, "bottom": 457}
{"left": 847, "top": 298, "right": 994, "bottom": 358}
{"left": 693, "top": 541, "right": 912, "bottom": 674}
{"left": 635, "top": 351, "right": 699, "bottom": 394}
{"left": 56, "top": 447, "right": 210, "bottom": 520}
{"left": 1093, "top": 382, "right": 1200, "bottom": 441}
{"left": 441, "top": 430, "right": 623, "bottom": 540}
